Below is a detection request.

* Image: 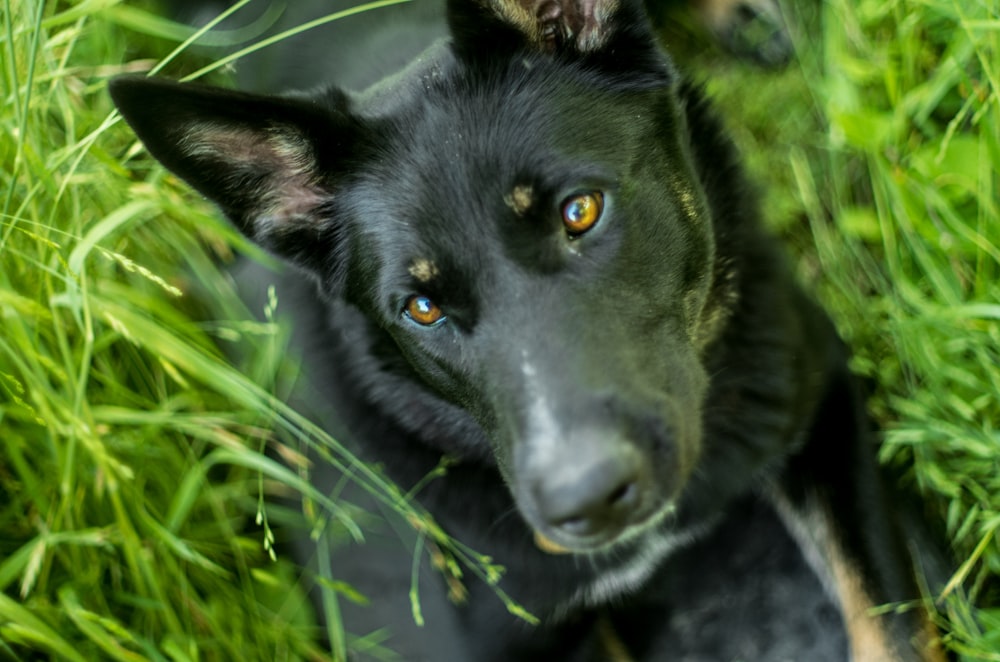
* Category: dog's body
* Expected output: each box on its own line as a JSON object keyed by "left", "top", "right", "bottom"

{"left": 112, "top": 1, "right": 943, "bottom": 659}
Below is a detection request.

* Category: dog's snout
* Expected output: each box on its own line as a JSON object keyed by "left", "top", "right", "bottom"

{"left": 531, "top": 443, "right": 646, "bottom": 543}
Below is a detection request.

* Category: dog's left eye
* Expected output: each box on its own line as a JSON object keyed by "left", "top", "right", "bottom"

{"left": 561, "top": 192, "right": 604, "bottom": 236}
{"left": 404, "top": 295, "right": 446, "bottom": 327}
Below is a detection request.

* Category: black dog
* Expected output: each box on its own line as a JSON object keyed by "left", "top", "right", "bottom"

{"left": 111, "top": 1, "right": 943, "bottom": 659}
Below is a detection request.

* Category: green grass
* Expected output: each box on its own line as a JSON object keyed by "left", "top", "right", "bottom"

{"left": 675, "top": 0, "right": 1000, "bottom": 655}
{"left": 0, "top": 3, "right": 509, "bottom": 661}
{"left": 802, "top": 0, "right": 1000, "bottom": 653}
{"left": 0, "top": 2, "right": 334, "bottom": 659}
{"left": 1, "top": 0, "right": 998, "bottom": 660}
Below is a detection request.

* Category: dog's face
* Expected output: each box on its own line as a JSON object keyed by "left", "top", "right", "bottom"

{"left": 112, "top": 0, "right": 726, "bottom": 553}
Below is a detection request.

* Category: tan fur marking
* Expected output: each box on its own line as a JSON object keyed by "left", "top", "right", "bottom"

{"left": 823, "top": 543, "right": 945, "bottom": 661}
{"left": 824, "top": 537, "right": 899, "bottom": 661}
{"left": 771, "top": 491, "right": 908, "bottom": 662}
{"left": 504, "top": 184, "right": 534, "bottom": 215}
{"left": 409, "top": 258, "right": 440, "bottom": 283}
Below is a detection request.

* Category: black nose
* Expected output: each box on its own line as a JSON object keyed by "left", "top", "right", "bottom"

{"left": 531, "top": 447, "right": 644, "bottom": 542}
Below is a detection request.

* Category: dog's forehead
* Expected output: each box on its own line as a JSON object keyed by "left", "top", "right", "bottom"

{"left": 366, "top": 62, "right": 635, "bottom": 210}
{"left": 356, "top": 92, "right": 577, "bottom": 263}
{"left": 341, "top": 49, "right": 661, "bottom": 293}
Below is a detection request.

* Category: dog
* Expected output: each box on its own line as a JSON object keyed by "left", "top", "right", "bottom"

{"left": 111, "top": 0, "right": 944, "bottom": 659}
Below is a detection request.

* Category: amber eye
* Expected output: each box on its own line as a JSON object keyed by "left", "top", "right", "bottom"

{"left": 561, "top": 192, "right": 604, "bottom": 236}
{"left": 404, "top": 295, "right": 446, "bottom": 327}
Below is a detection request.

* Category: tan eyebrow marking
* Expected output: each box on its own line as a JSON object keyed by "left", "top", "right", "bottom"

{"left": 408, "top": 258, "right": 440, "bottom": 283}
{"left": 504, "top": 184, "right": 534, "bottom": 216}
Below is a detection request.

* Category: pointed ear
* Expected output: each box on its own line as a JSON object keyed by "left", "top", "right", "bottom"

{"left": 447, "top": 0, "right": 670, "bottom": 81}
{"left": 110, "top": 77, "right": 357, "bottom": 275}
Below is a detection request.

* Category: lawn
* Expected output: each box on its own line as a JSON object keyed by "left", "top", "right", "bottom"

{"left": 1, "top": 0, "right": 997, "bottom": 660}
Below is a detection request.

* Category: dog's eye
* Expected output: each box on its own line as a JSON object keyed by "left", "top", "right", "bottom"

{"left": 404, "top": 295, "right": 446, "bottom": 327}
{"left": 561, "top": 192, "right": 604, "bottom": 236}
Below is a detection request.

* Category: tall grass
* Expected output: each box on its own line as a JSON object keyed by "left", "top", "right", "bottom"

{"left": 1, "top": 0, "right": 997, "bottom": 660}
{"left": 1, "top": 2, "right": 326, "bottom": 659}
{"left": 682, "top": 0, "right": 1000, "bottom": 656}
{"left": 0, "top": 3, "right": 510, "bottom": 660}
{"left": 802, "top": 0, "right": 1000, "bottom": 654}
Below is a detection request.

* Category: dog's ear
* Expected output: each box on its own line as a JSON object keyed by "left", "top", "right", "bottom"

{"left": 110, "top": 77, "right": 357, "bottom": 275}
{"left": 447, "top": 0, "right": 670, "bottom": 82}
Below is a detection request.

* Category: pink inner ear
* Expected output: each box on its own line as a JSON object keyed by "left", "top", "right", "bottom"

{"left": 488, "top": 0, "right": 617, "bottom": 52}
{"left": 181, "top": 123, "right": 328, "bottom": 227}
{"left": 266, "top": 179, "right": 328, "bottom": 228}
{"left": 565, "top": 0, "right": 612, "bottom": 51}
{"left": 479, "top": 0, "right": 619, "bottom": 53}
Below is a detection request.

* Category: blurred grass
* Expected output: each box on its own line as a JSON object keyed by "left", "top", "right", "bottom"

{"left": 799, "top": 0, "right": 1000, "bottom": 654}
{"left": 1, "top": 2, "right": 511, "bottom": 661}
{"left": 668, "top": 0, "right": 1000, "bottom": 656}
{"left": 1, "top": 0, "right": 997, "bottom": 660}
{"left": 0, "top": 2, "right": 335, "bottom": 658}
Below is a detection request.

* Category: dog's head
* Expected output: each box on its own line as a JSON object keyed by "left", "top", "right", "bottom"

{"left": 112, "top": 0, "right": 730, "bottom": 554}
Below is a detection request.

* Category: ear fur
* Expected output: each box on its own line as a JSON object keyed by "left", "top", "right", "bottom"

{"left": 110, "top": 76, "right": 357, "bottom": 274}
{"left": 447, "top": 0, "right": 671, "bottom": 84}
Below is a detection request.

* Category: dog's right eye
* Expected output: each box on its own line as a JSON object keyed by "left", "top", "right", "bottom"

{"left": 403, "top": 295, "right": 446, "bottom": 327}
{"left": 561, "top": 191, "right": 604, "bottom": 236}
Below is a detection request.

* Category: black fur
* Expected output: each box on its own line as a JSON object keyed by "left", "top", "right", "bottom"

{"left": 111, "top": 1, "right": 941, "bottom": 659}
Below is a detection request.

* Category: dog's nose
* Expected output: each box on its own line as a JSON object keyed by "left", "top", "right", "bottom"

{"left": 531, "top": 446, "right": 644, "bottom": 542}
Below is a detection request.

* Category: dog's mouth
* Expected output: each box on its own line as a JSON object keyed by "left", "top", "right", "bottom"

{"left": 509, "top": 411, "right": 694, "bottom": 556}
{"left": 529, "top": 497, "right": 678, "bottom": 556}
{"left": 511, "top": 411, "right": 693, "bottom": 556}
{"left": 503, "top": 372, "right": 703, "bottom": 557}
{"left": 534, "top": 530, "right": 573, "bottom": 554}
